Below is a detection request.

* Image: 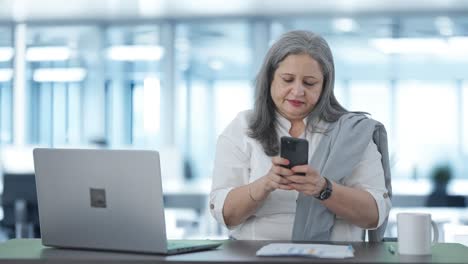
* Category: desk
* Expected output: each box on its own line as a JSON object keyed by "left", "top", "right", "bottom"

{"left": 0, "top": 239, "right": 467, "bottom": 264}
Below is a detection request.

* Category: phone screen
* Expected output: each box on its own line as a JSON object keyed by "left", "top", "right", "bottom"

{"left": 280, "top": 136, "right": 308, "bottom": 175}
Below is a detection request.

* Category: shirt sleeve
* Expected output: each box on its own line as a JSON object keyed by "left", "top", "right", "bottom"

{"left": 209, "top": 134, "right": 250, "bottom": 229}
{"left": 342, "top": 140, "right": 392, "bottom": 230}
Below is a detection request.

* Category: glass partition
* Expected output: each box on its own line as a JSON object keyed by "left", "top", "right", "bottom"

{"left": 0, "top": 26, "right": 13, "bottom": 144}
{"left": 460, "top": 80, "right": 468, "bottom": 191}
{"left": 26, "top": 25, "right": 100, "bottom": 147}
{"left": 175, "top": 21, "right": 254, "bottom": 179}
{"left": 105, "top": 25, "right": 163, "bottom": 148}
{"left": 1, "top": 13, "right": 468, "bottom": 241}
{"left": 395, "top": 81, "right": 458, "bottom": 180}
{"left": 271, "top": 16, "right": 468, "bottom": 183}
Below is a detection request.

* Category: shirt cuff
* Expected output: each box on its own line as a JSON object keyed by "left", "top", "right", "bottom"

{"left": 209, "top": 187, "right": 234, "bottom": 229}
{"left": 365, "top": 188, "right": 392, "bottom": 230}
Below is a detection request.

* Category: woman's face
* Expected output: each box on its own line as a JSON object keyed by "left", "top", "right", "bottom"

{"left": 270, "top": 53, "right": 324, "bottom": 122}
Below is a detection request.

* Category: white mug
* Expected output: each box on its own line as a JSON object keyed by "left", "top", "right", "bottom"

{"left": 397, "top": 213, "right": 438, "bottom": 255}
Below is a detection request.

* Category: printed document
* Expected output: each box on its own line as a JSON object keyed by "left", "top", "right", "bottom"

{"left": 256, "top": 243, "right": 354, "bottom": 258}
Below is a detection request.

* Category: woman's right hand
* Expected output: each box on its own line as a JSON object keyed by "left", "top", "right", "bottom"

{"left": 249, "top": 156, "right": 294, "bottom": 201}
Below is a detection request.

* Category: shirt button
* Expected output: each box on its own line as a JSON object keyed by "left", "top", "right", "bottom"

{"left": 383, "top": 192, "right": 388, "bottom": 199}
{"left": 210, "top": 203, "right": 214, "bottom": 210}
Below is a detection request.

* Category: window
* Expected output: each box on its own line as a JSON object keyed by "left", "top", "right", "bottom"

{"left": 5, "top": 16, "right": 468, "bottom": 185}
{"left": 0, "top": 80, "right": 12, "bottom": 144}
{"left": 106, "top": 25, "right": 164, "bottom": 148}
{"left": 175, "top": 21, "right": 253, "bottom": 178}
{"left": 26, "top": 25, "right": 99, "bottom": 146}
{"left": 272, "top": 16, "right": 468, "bottom": 186}
{"left": 214, "top": 80, "right": 253, "bottom": 136}
{"left": 463, "top": 81, "right": 468, "bottom": 155}
{"left": 349, "top": 81, "right": 391, "bottom": 130}
{"left": 394, "top": 81, "right": 458, "bottom": 179}
{"left": 131, "top": 77, "right": 161, "bottom": 146}
{"left": 0, "top": 26, "right": 13, "bottom": 144}
{"left": 334, "top": 80, "right": 348, "bottom": 109}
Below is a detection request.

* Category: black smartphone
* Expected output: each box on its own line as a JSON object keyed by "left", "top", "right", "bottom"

{"left": 280, "top": 136, "right": 309, "bottom": 175}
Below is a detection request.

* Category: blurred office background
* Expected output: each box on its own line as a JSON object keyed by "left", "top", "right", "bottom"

{"left": 0, "top": 0, "right": 467, "bottom": 243}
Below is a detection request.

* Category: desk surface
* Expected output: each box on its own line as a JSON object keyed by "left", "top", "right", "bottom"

{"left": 0, "top": 239, "right": 467, "bottom": 264}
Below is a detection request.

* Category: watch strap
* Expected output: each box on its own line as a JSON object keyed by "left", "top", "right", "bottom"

{"left": 316, "top": 177, "right": 332, "bottom": 200}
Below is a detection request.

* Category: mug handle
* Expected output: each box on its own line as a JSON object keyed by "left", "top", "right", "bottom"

{"left": 431, "top": 220, "right": 439, "bottom": 243}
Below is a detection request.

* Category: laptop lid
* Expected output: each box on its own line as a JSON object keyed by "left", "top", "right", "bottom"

{"left": 33, "top": 148, "right": 170, "bottom": 254}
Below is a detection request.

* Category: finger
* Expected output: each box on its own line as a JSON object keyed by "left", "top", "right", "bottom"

{"left": 293, "top": 165, "right": 321, "bottom": 179}
{"left": 272, "top": 156, "right": 290, "bottom": 166}
{"left": 291, "top": 165, "right": 309, "bottom": 174}
{"left": 272, "top": 166, "right": 294, "bottom": 176}
{"left": 286, "top": 175, "right": 308, "bottom": 184}
{"left": 271, "top": 174, "right": 293, "bottom": 185}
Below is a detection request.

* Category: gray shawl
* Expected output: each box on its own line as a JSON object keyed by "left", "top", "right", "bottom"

{"left": 291, "top": 113, "right": 392, "bottom": 242}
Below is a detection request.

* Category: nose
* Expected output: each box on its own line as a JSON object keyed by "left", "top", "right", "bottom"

{"left": 291, "top": 81, "right": 305, "bottom": 96}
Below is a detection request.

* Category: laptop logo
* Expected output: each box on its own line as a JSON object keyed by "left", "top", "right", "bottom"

{"left": 90, "top": 188, "right": 107, "bottom": 208}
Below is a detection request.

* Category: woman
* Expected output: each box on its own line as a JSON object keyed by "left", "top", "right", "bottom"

{"left": 209, "top": 30, "right": 391, "bottom": 241}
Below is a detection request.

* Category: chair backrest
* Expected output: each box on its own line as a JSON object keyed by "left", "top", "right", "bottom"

{"left": 1, "top": 145, "right": 40, "bottom": 237}
{"left": 1, "top": 172, "right": 40, "bottom": 237}
{"left": 367, "top": 124, "right": 392, "bottom": 242}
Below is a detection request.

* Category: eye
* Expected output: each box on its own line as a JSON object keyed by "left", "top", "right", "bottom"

{"left": 304, "top": 82, "right": 317, "bottom": 86}
{"left": 282, "top": 78, "right": 293, "bottom": 83}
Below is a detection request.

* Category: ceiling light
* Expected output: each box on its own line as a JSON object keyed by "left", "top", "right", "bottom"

{"left": 0, "top": 47, "right": 14, "bottom": 62}
{"left": 370, "top": 38, "right": 447, "bottom": 54}
{"left": 434, "top": 16, "right": 453, "bottom": 37}
{"left": 107, "top": 45, "right": 164, "bottom": 61}
{"left": 33, "top": 68, "right": 86, "bottom": 82}
{"left": 333, "top": 18, "right": 359, "bottom": 33}
{"left": 0, "top": 69, "right": 13, "bottom": 82}
{"left": 26, "top": 46, "right": 71, "bottom": 61}
{"left": 209, "top": 59, "right": 224, "bottom": 71}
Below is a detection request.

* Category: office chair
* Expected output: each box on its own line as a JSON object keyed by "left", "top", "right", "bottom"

{"left": 1, "top": 172, "right": 40, "bottom": 238}
{"left": 367, "top": 125, "right": 392, "bottom": 242}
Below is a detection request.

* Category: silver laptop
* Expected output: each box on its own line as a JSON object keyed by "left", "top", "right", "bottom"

{"left": 33, "top": 148, "right": 221, "bottom": 254}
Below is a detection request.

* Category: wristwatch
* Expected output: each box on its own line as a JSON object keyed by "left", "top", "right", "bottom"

{"left": 316, "top": 177, "right": 332, "bottom": 200}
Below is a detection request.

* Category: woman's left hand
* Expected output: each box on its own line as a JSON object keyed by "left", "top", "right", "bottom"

{"left": 285, "top": 165, "right": 327, "bottom": 196}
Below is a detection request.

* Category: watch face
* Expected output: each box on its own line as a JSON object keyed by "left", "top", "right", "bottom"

{"left": 320, "top": 189, "right": 331, "bottom": 200}
{"left": 317, "top": 177, "right": 332, "bottom": 200}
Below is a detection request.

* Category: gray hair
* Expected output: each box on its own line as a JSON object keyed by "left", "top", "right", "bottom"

{"left": 248, "top": 30, "right": 348, "bottom": 156}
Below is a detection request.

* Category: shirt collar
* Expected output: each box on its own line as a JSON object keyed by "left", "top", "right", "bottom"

{"left": 275, "top": 111, "right": 309, "bottom": 132}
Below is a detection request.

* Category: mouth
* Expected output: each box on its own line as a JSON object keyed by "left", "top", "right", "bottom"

{"left": 287, "top": 99, "right": 304, "bottom": 107}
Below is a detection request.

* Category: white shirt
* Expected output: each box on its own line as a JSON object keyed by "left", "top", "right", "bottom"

{"left": 210, "top": 110, "right": 391, "bottom": 241}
